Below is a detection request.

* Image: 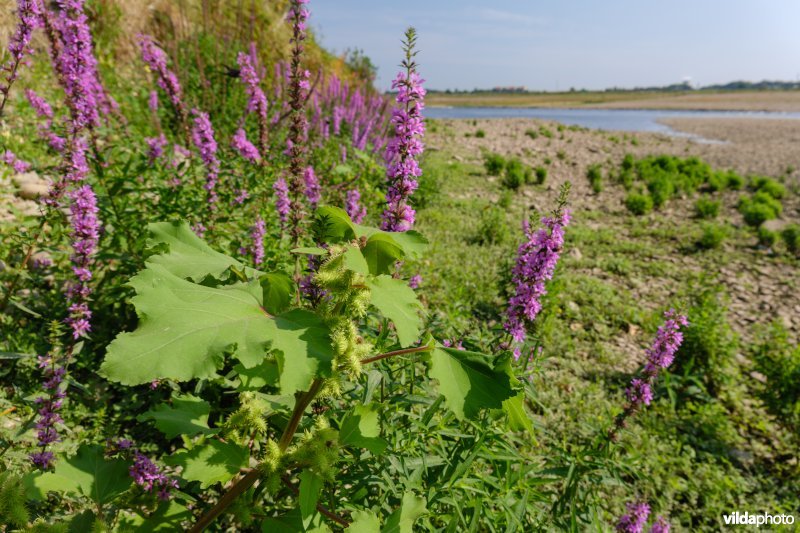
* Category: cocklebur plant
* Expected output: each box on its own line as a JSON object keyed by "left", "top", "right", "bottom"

{"left": 63, "top": 205, "right": 520, "bottom": 530}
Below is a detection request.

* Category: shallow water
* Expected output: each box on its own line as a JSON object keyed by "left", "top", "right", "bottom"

{"left": 425, "top": 106, "right": 800, "bottom": 143}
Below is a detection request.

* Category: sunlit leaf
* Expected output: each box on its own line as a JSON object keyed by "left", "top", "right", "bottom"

{"left": 382, "top": 492, "right": 426, "bottom": 533}
{"left": 137, "top": 394, "right": 212, "bottom": 439}
{"left": 165, "top": 440, "right": 249, "bottom": 489}
{"left": 340, "top": 404, "right": 388, "bottom": 454}
{"left": 366, "top": 275, "right": 422, "bottom": 347}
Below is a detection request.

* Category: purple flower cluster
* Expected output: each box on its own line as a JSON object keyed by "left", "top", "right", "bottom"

{"left": 191, "top": 109, "right": 220, "bottom": 208}
{"left": 1, "top": 150, "right": 31, "bottom": 173}
{"left": 46, "top": 0, "right": 110, "bottom": 131}
{"left": 249, "top": 217, "right": 266, "bottom": 266}
{"left": 236, "top": 50, "right": 269, "bottom": 154}
{"left": 504, "top": 210, "right": 571, "bottom": 348}
{"left": 1, "top": 0, "right": 42, "bottom": 115}
{"left": 380, "top": 32, "right": 425, "bottom": 232}
{"left": 616, "top": 502, "right": 670, "bottom": 533}
{"left": 345, "top": 188, "right": 366, "bottom": 223}
{"left": 139, "top": 34, "right": 187, "bottom": 124}
{"left": 231, "top": 128, "right": 261, "bottom": 163}
{"left": 273, "top": 177, "right": 290, "bottom": 227}
{"left": 408, "top": 274, "right": 422, "bottom": 289}
{"left": 148, "top": 90, "right": 159, "bottom": 113}
{"left": 30, "top": 353, "right": 66, "bottom": 470}
{"left": 145, "top": 134, "right": 168, "bottom": 164}
{"left": 624, "top": 310, "right": 688, "bottom": 409}
{"left": 303, "top": 166, "right": 320, "bottom": 209}
{"left": 24, "top": 88, "right": 65, "bottom": 151}
{"left": 616, "top": 502, "right": 651, "bottom": 533}
{"left": 66, "top": 182, "right": 99, "bottom": 339}
{"left": 129, "top": 451, "right": 179, "bottom": 500}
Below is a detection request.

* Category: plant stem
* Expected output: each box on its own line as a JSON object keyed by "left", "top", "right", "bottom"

{"left": 280, "top": 474, "right": 350, "bottom": 527}
{"left": 361, "top": 344, "right": 433, "bottom": 365}
{"left": 189, "top": 378, "right": 325, "bottom": 531}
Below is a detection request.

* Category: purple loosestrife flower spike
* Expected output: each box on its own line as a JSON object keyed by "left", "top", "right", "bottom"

{"left": 1, "top": 0, "right": 43, "bottom": 116}
{"left": 345, "top": 188, "right": 366, "bottom": 223}
{"left": 249, "top": 217, "right": 266, "bottom": 267}
{"left": 236, "top": 50, "right": 269, "bottom": 155}
{"left": 66, "top": 182, "right": 99, "bottom": 339}
{"left": 145, "top": 134, "right": 168, "bottom": 164}
{"left": 611, "top": 310, "right": 687, "bottom": 440}
{"left": 303, "top": 166, "right": 320, "bottom": 209}
{"left": 649, "top": 517, "right": 670, "bottom": 533}
{"left": 148, "top": 90, "right": 158, "bottom": 112}
{"left": 408, "top": 274, "right": 422, "bottom": 289}
{"left": 381, "top": 27, "right": 425, "bottom": 233}
{"left": 138, "top": 34, "right": 188, "bottom": 134}
{"left": 616, "top": 502, "right": 651, "bottom": 533}
{"left": 504, "top": 201, "right": 571, "bottom": 351}
{"left": 231, "top": 128, "right": 261, "bottom": 163}
{"left": 2, "top": 150, "right": 31, "bottom": 173}
{"left": 273, "top": 177, "right": 290, "bottom": 228}
{"left": 286, "top": 0, "right": 311, "bottom": 247}
{"left": 25, "top": 89, "right": 53, "bottom": 121}
{"left": 44, "top": 0, "right": 111, "bottom": 131}
{"left": 191, "top": 109, "right": 220, "bottom": 209}
{"left": 129, "top": 451, "right": 178, "bottom": 500}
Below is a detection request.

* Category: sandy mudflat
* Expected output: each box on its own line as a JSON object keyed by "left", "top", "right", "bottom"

{"left": 661, "top": 117, "right": 800, "bottom": 177}
{"left": 595, "top": 91, "right": 800, "bottom": 112}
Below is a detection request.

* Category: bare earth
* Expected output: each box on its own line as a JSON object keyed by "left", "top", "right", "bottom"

{"left": 428, "top": 117, "right": 800, "bottom": 345}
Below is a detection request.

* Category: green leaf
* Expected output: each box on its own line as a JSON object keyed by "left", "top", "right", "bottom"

{"left": 316, "top": 206, "right": 357, "bottom": 241}
{"left": 100, "top": 264, "right": 273, "bottom": 384}
{"left": 260, "top": 272, "right": 295, "bottom": 315}
{"left": 165, "top": 440, "right": 249, "bottom": 489}
{"left": 235, "top": 360, "right": 279, "bottom": 391}
{"left": 299, "top": 470, "right": 323, "bottom": 528}
{"left": 147, "top": 221, "right": 260, "bottom": 281}
{"left": 137, "top": 394, "right": 212, "bottom": 439}
{"left": 382, "top": 492, "right": 426, "bottom": 533}
{"left": 272, "top": 309, "right": 334, "bottom": 393}
{"left": 342, "top": 246, "right": 369, "bottom": 275}
{"left": 362, "top": 234, "right": 404, "bottom": 275}
{"left": 291, "top": 247, "right": 328, "bottom": 255}
{"left": 366, "top": 275, "right": 422, "bottom": 347}
{"left": 340, "top": 404, "right": 388, "bottom": 454}
{"left": 262, "top": 509, "right": 332, "bottom": 533}
{"left": 384, "top": 230, "right": 428, "bottom": 259}
{"left": 102, "top": 264, "right": 334, "bottom": 391}
{"left": 25, "top": 445, "right": 131, "bottom": 504}
{"left": 429, "top": 348, "right": 516, "bottom": 420}
{"left": 346, "top": 511, "right": 381, "bottom": 532}
{"left": 118, "top": 501, "right": 193, "bottom": 532}
{"left": 502, "top": 392, "right": 533, "bottom": 433}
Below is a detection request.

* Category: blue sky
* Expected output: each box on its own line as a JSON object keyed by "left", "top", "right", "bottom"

{"left": 311, "top": 1, "right": 800, "bottom": 91}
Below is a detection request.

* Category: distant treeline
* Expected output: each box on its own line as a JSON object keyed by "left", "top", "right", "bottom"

{"left": 427, "top": 80, "right": 800, "bottom": 94}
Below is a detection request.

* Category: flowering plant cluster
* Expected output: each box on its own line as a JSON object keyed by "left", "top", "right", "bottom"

{"left": 0, "top": 0, "right": 693, "bottom": 530}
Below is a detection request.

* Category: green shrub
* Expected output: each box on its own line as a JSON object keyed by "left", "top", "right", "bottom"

{"left": 694, "top": 197, "right": 720, "bottom": 219}
{"left": 543, "top": 156, "right": 552, "bottom": 165}
{"left": 621, "top": 153, "right": 635, "bottom": 171}
{"left": 484, "top": 152, "right": 506, "bottom": 176}
{"left": 624, "top": 192, "right": 653, "bottom": 215}
{"left": 750, "top": 176, "right": 786, "bottom": 199}
{"left": 757, "top": 227, "right": 778, "bottom": 248}
{"left": 473, "top": 207, "right": 510, "bottom": 245}
{"left": 647, "top": 175, "right": 674, "bottom": 208}
{"left": 781, "top": 224, "right": 800, "bottom": 255}
{"left": 524, "top": 129, "right": 538, "bottom": 140}
{"left": 751, "top": 191, "right": 783, "bottom": 215}
{"left": 586, "top": 164, "right": 603, "bottom": 193}
{"left": 750, "top": 323, "right": 800, "bottom": 429}
{"left": 696, "top": 223, "right": 726, "bottom": 250}
{"left": 475, "top": 129, "right": 486, "bottom": 138}
{"left": 502, "top": 158, "right": 527, "bottom": 190}
{"left": 539, "top": 126, "right": 553, "bottom": 138}
{"left": 725, "top": 172, "right": 744, "bottom": 190}
{"left": 673, "top": 286, "right": 738, "bottom": 396}
{"left": 556, "top": 150, "right": 566, "bottom": 161}
{"left": 740, "top": 202, "right": 776, "bottom": 227}
{"left": 617, "top": 169, "right": 635, "bottom": 189}
{"left": 534, "top": 166, "right": 547, "bottom": 185}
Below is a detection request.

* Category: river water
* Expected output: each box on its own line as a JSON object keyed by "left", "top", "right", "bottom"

{"left": 424, "top": 106, "right": 800, "bottom": 142}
